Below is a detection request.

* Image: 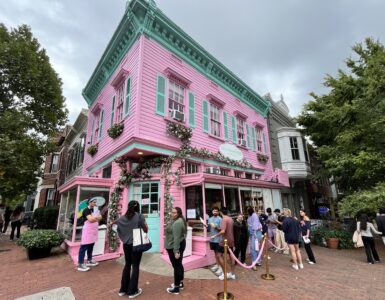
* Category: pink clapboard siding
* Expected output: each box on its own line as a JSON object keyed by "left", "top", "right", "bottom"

{"left": 139, "top": 36, "right": 273, "bottom": 174}
{"left": 82, "top": 39, "right": 142, "bottom": 175}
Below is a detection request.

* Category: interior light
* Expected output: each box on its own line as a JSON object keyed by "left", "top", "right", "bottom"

{"left": 138, "top": 151, "right": 143, "bottom": 155}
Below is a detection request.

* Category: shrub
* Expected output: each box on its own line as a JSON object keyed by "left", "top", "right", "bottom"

{"left": 31, "top": 206, "right": 59, "bottom": 229}
{"left": 107, "top": 122, "right": 124, "bottom": 139}
{"left": 312, "top": 225, "right": 354, "bottom": 249}
{"left": 87, "top": 144, "right": 98, "bottom": 156}
{"left": 17, "top": 230, "right": 65, "bottom": 249}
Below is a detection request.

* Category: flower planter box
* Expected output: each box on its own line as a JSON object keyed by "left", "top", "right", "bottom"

{"left": 27, "top": 247, "right": 52, "bottom": 260}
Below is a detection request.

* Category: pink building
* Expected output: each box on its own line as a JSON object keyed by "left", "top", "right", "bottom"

{"left": 58, "top": 0, "right": 289, "bottom": 269}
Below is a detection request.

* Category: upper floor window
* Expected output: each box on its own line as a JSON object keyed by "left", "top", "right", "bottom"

{"left": 290, "top": 137, "right": 300, "bottom": 160}
{"left": 210, "top": 103, "right": 221, "bottom": 137}
{"left": 237, "top": 118, "right": 246, "bottom": 146}
{"left": 185, "top": 162, "right": 199, "bottom": 174}
{"left": 46, "top": 189, "right": 55, "bottom": 206}
{"left": 168, "top": 79, "right": 185, "bottom": 119}
{"left": 102, "top": 165, "right": 112, "bottom": 178}
{"left": 255, "top": 127, "right": 263, "bottom": 152}
{"left": 116, "top": 83, "right": 125, "bottom": 123}
{"left": 220, "top": 168, "right": 229, "bottom": 176}
{"left": 245, "top": 173, "right": 253, "bottom": 180}
{"left": 234, "top": 171, "right": 243, "bottom": 178}
{"left": 50, "top": 153, "right": 59, "bottom": 173}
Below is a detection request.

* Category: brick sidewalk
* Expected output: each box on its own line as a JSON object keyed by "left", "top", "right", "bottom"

{"left": 1, "top": 232, "right": 385, "bottom": 300}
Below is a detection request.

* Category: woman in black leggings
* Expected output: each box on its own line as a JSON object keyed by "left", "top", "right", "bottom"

{"left": 299, "top": 209, "right": 316, "bottom": 264}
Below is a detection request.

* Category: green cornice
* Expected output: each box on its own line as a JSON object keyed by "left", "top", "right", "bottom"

{"left": 83, "top": 0, "right": 271, "bottom": 117}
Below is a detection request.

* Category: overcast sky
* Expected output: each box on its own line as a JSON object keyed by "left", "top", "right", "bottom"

{"left": 1, "top": 0, "right": 385, "bottom": 123}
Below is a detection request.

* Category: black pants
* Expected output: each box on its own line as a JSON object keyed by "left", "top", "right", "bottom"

{"left": 78, "top": 243, "right": 95, "bottom": 264}
{"left": 3, "top": 220, "right": 10, "bottom": 233}
{"left": 166, "top": 239, "right": 186, "bottom": 287}
{"left": 303, "top": 240, "right": 316, "bottom": 263}
{"left": 10, "top": 220, "right": 22, "bottom": 240}
{"left": 120, "top": 244, "right": 143, "bottom": 296}
{"left": 362, "top": 236, "right": 380, "bottom": 263}
{"left": 234, "top": 237, "right": 248, "bottom": 263}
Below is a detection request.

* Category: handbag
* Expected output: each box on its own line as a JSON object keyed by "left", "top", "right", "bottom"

{"left": 302, "top": 236, "right": 311, "bottom": 244}
{"left": 132, "top": 214, "right": 152, "bottom": 252}
{"left": 352, "top": 230, "right": 363, "bottom": 248}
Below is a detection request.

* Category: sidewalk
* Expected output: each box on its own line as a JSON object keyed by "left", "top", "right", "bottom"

{"left": 1, "top": 231, "right": 385, "bottom": 300}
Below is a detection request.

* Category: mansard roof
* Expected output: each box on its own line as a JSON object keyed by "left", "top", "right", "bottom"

{"left": 83, "top": 0, "right": 271, "bottom": 116}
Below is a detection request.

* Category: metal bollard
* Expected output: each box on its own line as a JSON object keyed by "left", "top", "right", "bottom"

{"left": 217, "top": 239, "right": 234, "bottom": 300}
{"left": 261, "top": 234, "right": 276, "bottom": 280}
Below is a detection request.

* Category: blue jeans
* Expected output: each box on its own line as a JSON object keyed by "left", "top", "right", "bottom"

{"left": 78, "top": 243, "right": 95, "bottom": 264}
{"left": 249, "top": 230, "right": 263, "bottom": 263}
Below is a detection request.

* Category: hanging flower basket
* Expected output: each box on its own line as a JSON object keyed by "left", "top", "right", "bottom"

{"left": 107, "top": 122, "right": 124, "bottom": 139}
{"left": 166, "top": 121, "right": 192, "bottom": 143}
{"left": 257, "top": 153, "right": 269, "bottom": 163}
{"left": 87, "top": 144, "right": 98, "bottom": 157}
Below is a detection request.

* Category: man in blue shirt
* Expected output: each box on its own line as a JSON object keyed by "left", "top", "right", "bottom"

{"left": 204, "top": 207, "right": 222, "bottom": 276}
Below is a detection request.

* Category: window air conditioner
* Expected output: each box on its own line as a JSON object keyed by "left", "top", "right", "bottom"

{"left": 171, "top": 109, "right": 185, "bottom": 122}
{"left": 239, "top": 139, "right": 247, "bottom": 147}
{"left": 207, "top": 167, "right": 220, "bottom": 174}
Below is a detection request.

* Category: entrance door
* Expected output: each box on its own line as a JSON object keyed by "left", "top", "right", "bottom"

{"left": 131, "top": 182, "right": 160, "bottom": 252}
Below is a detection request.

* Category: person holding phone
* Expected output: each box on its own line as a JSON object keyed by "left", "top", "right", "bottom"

{"left": 204, "top": 207, "right": 223, "bottom": 276}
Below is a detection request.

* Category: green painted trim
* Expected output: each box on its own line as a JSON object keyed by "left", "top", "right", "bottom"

{"left": 246, "top": 124, "right": 251, "bottom": 148}
{"left": 124, "top": 76, "right": 131, "bottom": 117}
{"left": 223, "top": 111, "right": 228, "bottom": 141}
{"left": 82, "top": 0, "right": 271, "bottom": 117}
{"left": 88, "top": 141, "right": 262, "bottom": 175}
{"left": 202, "top": 99, "right": 209, "bottom": 133}
{"left": 231, "top": 115, "right": 237, "bottom": 144}
{"left": 98, "top": 110, "right": 104, "bottom": 140}
{"left": 251, "top": 127, "right": 256, "bottom": 151}
{"left": 110, "top": 95, "right": 116, "bottom": 127}
{"left": 188, "top": 91, "right": 195, "bottom": 128}
{"left": 155, "top": 74, "right": 166, "bottom": 116}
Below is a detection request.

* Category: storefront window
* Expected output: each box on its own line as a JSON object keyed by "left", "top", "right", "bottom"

{"left": 185, "top": 186, "right": 204, "bottom": 236}
{"left": 205, "top": 185, "right": 223, "bottom": 214}
{"left": 253, "top": 189, "right": 264, "bottom": 212}
{"left": 240, "top": 189, "right": 252, "bottom": 213}
{"left": 224, "top": 186, "right": 240, "bottom": 217}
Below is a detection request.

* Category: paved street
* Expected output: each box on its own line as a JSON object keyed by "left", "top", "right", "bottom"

{"left": 1, "top": 232, "right": 384, "bottom": 300}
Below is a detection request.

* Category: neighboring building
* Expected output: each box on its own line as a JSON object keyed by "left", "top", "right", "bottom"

{"left": 58, "top": 0, "right": 289, "bottom": 268}
{"left": 37, "top": 125, "right": 71, "bottom": 208}
{"left": 266, "top": 94, "right": 313, "bottom": 217}
{"left": 64, "top": 109, "right": 88, "bottom": 182}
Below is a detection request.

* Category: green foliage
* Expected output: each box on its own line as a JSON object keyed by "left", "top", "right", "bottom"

{"left": 87, "top": 144, "right": 98, "bottom": 157}
{"left": 31, "top": 206, "right": 59, "bottom": 230}
{"left": 107, "top": 122, "right": 124, "bottom": 139}
{"left": 312, "top": 226, "right": 354, "bottom": 249}
{"left": 17, "top": 229, "right": 65, "bottom": 249}
{"left": 0, "top": 24, "right": 68, "bottom": 202}
{"left": 339, "top": 182, "right": 385, "bottom": 217}
{"left": 297, "top": 38, "right": 385, "bottom": 194}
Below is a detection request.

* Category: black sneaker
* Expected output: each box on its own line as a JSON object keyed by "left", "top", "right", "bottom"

{"left": 171, "top": 282, "right": 184, "bottom": 290}
{"left": 128, "top": 288, "right": 143, "bottom": 299}
{"left": 166, "top": 287, "right": 180, "bottom": 294}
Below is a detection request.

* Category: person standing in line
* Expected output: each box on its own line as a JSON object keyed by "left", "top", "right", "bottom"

{"left": 299, "top": 209, "right": 316, "bottom": 264}
{"left": 77, "top": 198, "right": 101, "bottom": 272}
{"left": 376, "top": 207, "right": 385, "bottom": 246}
{"left": 233, "top": 213, "right": 248, "bottom": 264}
{"left": 282, "top": 208, "right": 303, "bottom": 270}
{"left": 210, "top": 207, "right": 236, "bottom": 280}
{"left": 10, "top": 206, "right": 24, "bottom": 240}
{"left": 0, "top": 204, "right": 5, "bottom": 234}
{"left": 204, "top": 207, "right": 223, "bottom": 276}
{"left": 357, "top": 214, "right": 382, "bottom": 264}
{"left": 247, "top": 207, "right": 263, "bottom": 271}
{"left": 165, "top": 207, "right": 187, "bottom": 295}
{"left": 2, "top": 206, "right": 12, "bottom": 233}
{"left": 257, "top": 209, "right": 268, "bottom": 236}
{"left": 274, "top": 209, "right": 289, "bottom": 255}
{"left": 117, "top": 200, "right": 147, "bottom": 298}
{"left": 266, "top": 207, "right": 278, "bottom": 249}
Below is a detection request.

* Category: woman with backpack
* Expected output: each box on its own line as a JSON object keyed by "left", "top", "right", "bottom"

{"left": 117, "top": 200, "right": 148, "bottom": 298}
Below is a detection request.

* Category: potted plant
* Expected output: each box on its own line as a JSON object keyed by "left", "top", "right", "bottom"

{"left": 87, "top": 143, "right": 98, "bottom": 157}
{"left": 17, "top": 229, "right": 65, "bottom": 260}
{"left": 325, "top": 230, "right": 340, "bottom": 249}
{"left": 107, "top": 122, "right": 124, "bottom": 139}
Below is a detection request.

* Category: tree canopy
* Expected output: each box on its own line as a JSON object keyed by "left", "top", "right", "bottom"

{"left": 0, "top": 24, "right": 68, "bottom": 203}
{"left": 297, "top": 38, "right": 385, "bottom": 215}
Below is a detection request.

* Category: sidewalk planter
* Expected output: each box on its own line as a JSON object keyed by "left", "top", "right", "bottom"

{"left": 17, "top": 229, "right": 65, "bottom": 260}
{"left": 326, "top": 237, "right": 339, "bottom": 249}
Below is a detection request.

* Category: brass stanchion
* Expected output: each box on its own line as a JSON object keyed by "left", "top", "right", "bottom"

{"left": 217, "top": 239, "right": 234, "bottom": 300}
{"left": 261, "top": 234, "right": 276, "bottom": 280}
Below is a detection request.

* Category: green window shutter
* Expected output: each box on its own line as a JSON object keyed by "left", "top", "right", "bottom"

{"left": 231, "top": 115, "right": 237, "bottom": 144}
{"left": 223, "top": 111, "right": 228, "bottom": 141}
{"left": 110, "top": 96, "right": 115, "bottom": 127}
{"left": 246, "top": 124, "right": 251, "bottom": 148}
{"left": 124, "top": 77, "right": 131, "bottom": 117}
{"left": 155, "top": 75, "right": 166, "bottom": 116}
{"left": 202, "top": 99, "right": 209, "bottom": 133}
{"left": 251, "top": 127, "right": 256, "bottom": 151}
{"left": 263, "top": 133, "right": 268, "bottom": 153}
{"left": 90, "top": 119, "right": 95, "bottom": 144}
{"left": 98, "top": 110, "right": 104, "bottom": 140}
{"left": 188, "top": 92, "right": 195, "bottom": 128}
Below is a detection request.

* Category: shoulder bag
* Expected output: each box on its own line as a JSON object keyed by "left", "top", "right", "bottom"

{"left": 132, "top": 214, "right": 152, "bottom": 252}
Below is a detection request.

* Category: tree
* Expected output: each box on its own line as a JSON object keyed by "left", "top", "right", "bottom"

{"left": 0, "top": 24, "right": 68, "bottom": 203}
{"left": 297, "top": 38, "right": 385, "bottom": 215}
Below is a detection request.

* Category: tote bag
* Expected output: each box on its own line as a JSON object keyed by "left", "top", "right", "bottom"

{"left": 132, "top": 215, "right": 152, "bottom": 252}
{"left": 352, "top": 230, "right": 363, "bottom": 248}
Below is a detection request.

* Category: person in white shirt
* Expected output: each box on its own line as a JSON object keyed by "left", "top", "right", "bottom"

{"left": 357, "top": 214, "right": 382, "bottom": 264}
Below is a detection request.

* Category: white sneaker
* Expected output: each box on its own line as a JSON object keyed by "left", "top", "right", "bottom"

{"left": 306, "top": 258, "right": 310, "bottom": 262}
{"left": 118, "top": 292, "right": 126, "bottom": 297}
{"left": 299, "top": 263, "right": 304, "bottom": 269}
{"left": 215, "top": 268, "right": 223, "bottom": 276}
{"left": 128, "top": 288, "right": 143, "bottom": 298}
{"left": 86, "top": 260, "right": 99, "bottom": 267}
{"left": 77, "top": 264, "right": 90, "bottom": 272}
{"left": 292, "top": 264, "right": 299, "bottom": 270}
{"left": 308, "top": 261, "right": 315, "bottom": 265}
{"left": 218, "top": 273, "right": 225, "bottom": 280}
{"left": 210, "top": 264, "right": 219, "bottom": 272}
{"left": 227, "top": 272, "right": 236, "bottom": 280}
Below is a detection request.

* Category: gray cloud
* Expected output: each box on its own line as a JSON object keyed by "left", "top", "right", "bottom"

{"left": 1, "top": 0, "right": 384, "bottom": 122}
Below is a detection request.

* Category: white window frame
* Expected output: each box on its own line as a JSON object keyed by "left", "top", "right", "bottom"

{"left": 210, "top": 102, "right": 221, "bottom": 137}
{"left": 168, "top": 79, "right": 185, "bottom": 115}
{"left": 290, "top": 137, "right": 300, "bottom": 160}
{"left": 116, "top": 83, "right": 125, "bottom": 123}
{"left": 50, "top": 153, "right": 59, "bottom": 173}
{"left": 236, "top": 118, "right": 245, "bottom": 144}
{"left": 185, "top": 162, "right": 199, "bottom": 174}
{"left": 46, "top": 189, "right": 55, "bottom": 206}
{"left": 255, "top": 127, "right": 263, "bottom": 152}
